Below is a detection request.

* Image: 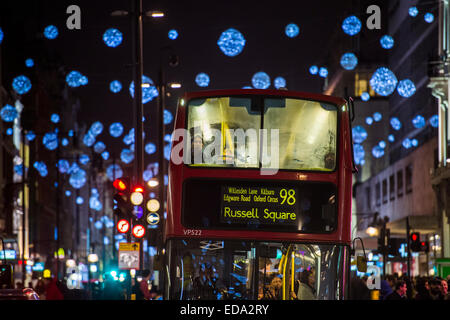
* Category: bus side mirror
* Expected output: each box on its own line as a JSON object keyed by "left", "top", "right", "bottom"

{"left": 356, "top": 256, "right": 367, "bottom": 273}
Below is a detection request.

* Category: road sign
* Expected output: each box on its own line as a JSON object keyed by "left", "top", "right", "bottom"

{"left": 118, "top": 242, "right": 140, "bottom": 270}
{"left": 146, "top": 212, "right": 160, "bottom": 225}
{"left": 117, "top": 219, "right": 130, "bottom": 233}
{"left": 132, "top": 225, "right": 145, "bottom": 238}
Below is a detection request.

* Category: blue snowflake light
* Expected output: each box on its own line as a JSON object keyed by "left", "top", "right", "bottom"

{"left": 101, "top": 151, "right": 109, "bottom": 160}
{"left": 379, "top": 141, "right": 386, "bottom": 148}
{"left": 89, "top": 121, "right": 103, "bottom": 136}
{"left": 57, "top": 159, "right": 70, "bottom": 173}
{"left": 61, "top": 138, "right": 69, "bottom": 146}
{"left": 402, "top": 138, "right": 412, "bottom": 149}
{"left": 412, "top": 115, "right": 425, "bottom": 129}
{"left": 424, "top": 13, "right": 434, "bottom": 23}
{"left": 195, "top": 73, "right": 210, "bottom": 87}
{"left": 12, "top": 75, "right": 32, "bottom": 94}
{"left": 164, "top": 109, "right": 173, "bottom": 124}
{"left": 370, "top": 67, "right": 398, "bottom": 96}
{"left": 352, "top": 126, "right": 368, "bottom": 143}
{"left": 164, "top": 134, "right": 172, "bottom": 143}
{"left": 380, "top": 35, "right": 394, "bottom": 49}
{"left": 285, "top": 23, "right": 299, "bottom": 38}
{"left": 109, "top": 122, "right": 123, "bottom": 137}
{"left": 106, "top": 164, "right": 123, "bottom": 181}
{"left": 120, "top": 149, "right": 134, "bottom": 164}
{"left": 217, "top": 28, "right": 246, "bottom": 57}
{"left": 164, "top": 144, "right": 171, "bottom": 161}
{"left": 353, "top": 144, "right": 365, "bottom": 165}
{"left": 44, "top": 25, "right": 58, "bottom": 39}
{"left": 342, "top": 16, "right": 362, "bottom": 36}
{"left": 103, "top": 28, "right": 123, "bottom": 47}
{"left": 43, "top": 132, "right": 58, "bottom": 150}
{"left": 411, "top": 139, "right": 419, "bottom": 147}
{"left": 76, "top": 197, "right": 84, "bottom": 205}
{"left": 397, "top": 79, "right": 416, "bottom": 98}
{"left": 0, "top": 27, "right": 3, "bottom": 44}
{"left": 372, "top": 146, "right": 385, "bottom": 158}
{"left": 69, "top": 168, "right": 87, "bottom": 189}
{"left": 65, "top": 190, "right": 71, "bottom": 197}
{"left": 34, "top": 161, "right": 48, "bottom": 177}
{"left": 252, "top": 72, "right": 271, "bottom": 89}
{"left": 340, "top": 53, "right": 358, "bottom": 70}
{"left": 366, "top": 117, "right": 374, "bottom": 125}
{"left": 145, "top": 142, "right": 156, "bottom": 154}
{"left": 361, "top": 92, "right": 370, "bottom": 101}
{"left": 51, "top": 113, "right": 60, "bottom": 123}
{"left": 168, "top": 29, "right": 178, "bottom": 40}
{"left": 83, "top": 132, "right": 96, "bottom": 147}
{"left": 25, "top": 58, "right": 34, "bottom": 67}
{"left": 373, "top": 112, "right": 382, "bottom": 122}
{"left": 1, "top": 104, "right": 18, "bottom": 122}
{"left": 309, "top": 66, "right": 318, "bottom": 75}
{"left": 388, "top": 134, "right": 395, "bottom": 142}
{"left": 274, "top": 77, "right": 286, "bottom": 89}
{"left": 66, "top": 71, "right": 86, "bottom": 88}
{"left": 26, "top": 131, "right": 36, "bottom": 141}
{"left": 110, "top": 80, "right": 122, "bottom": 93}
{"left": 93, "top": 141, "right": 106, "bottom": 153}
{"left": 390, "top": 117, "right": 402, "bottom": 130}
{"left": 429, "top": 115, "right": 439, "bottom": 128}
{"left": 409, "top": 7, "right": 418, "bottom": 17}
{"left": 6, "top": 128, "right": 13, "bottom": 136}
{"left": 129, "top": 75, "right": 159, "bottom": 104}
{"left": 319, "top": 67, "right": 328, "bottom": 78}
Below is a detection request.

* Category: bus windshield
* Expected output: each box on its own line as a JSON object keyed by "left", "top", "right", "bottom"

{"left": 187, "top": 96, "right": 338, "bottom": 171}
{"left": 167, "top": 239, "right": 348, "bottom": 300}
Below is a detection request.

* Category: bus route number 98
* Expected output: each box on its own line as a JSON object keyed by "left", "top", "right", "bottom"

{"left": 280, "top": 188, "right": 296, "bottom": 206}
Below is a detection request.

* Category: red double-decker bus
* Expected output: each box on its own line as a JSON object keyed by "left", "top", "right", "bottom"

{"left": 164, "top": 89, "right": 354, "bottom": 300}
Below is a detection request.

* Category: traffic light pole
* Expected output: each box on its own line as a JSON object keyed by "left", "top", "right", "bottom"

{"left": 406, "top": 217, "right": 411, "bottom": 277}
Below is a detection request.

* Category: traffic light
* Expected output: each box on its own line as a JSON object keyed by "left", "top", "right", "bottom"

{"left": 420, "top": 241, "right": 429, "bottom": 253}
{"left": 410, "top": 232, "right": 421, "bottom": 252}
{"left": 113, "top": 177, "right": 131, "bottom": 219}
{"left": 130, "top": 185, "right": 145, "bottom": 221}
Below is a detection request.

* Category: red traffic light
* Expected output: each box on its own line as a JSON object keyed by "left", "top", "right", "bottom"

{"left": 132, "top": 224, "right": 145, "bottom": 238}
{"left": 117, "top": 219, "right": 130, "bottom": 233}
{"left": 133, "top": 185, "right": 144, "bottom": 193}
{"left": 411, "top": 233, "right": 419, "bottom": 241}
{"left": 113, "top": 178, "right": 128, "bottom": 191}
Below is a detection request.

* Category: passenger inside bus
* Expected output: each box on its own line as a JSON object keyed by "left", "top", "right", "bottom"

{"left": 260, "top": 273, "right": 283, "bottom": 300}
{"left": 292, "top": 268, "right": 317, "bottom": 300}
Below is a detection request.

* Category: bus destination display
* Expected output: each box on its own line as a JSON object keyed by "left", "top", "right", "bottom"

{"left": 220, "top": 185, "right": 300, "bottom": 227}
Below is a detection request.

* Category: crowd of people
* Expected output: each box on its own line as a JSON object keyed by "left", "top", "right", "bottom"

{"left": 352, "top": 273, "right": 450, "bottom": 300}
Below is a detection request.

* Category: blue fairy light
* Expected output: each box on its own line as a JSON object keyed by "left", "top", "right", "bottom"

{"left": 274, "top": 77, "right": 286, "bottom": 89}
{"left": 66, "top": 71, "right": 85, "bottom": 88}
{"left": 44, "top": 25, "right": 58, "bottom": 39}
{"left": 411, "top": 139, "right": 418, "bottom": 147}
{"left": 390, "top": 117, "right": 402, "bottom": 130}
{"left": 342, "top": 16, "right": 362, "bottom": 36}
{"left": 89, "top": 121, "right": 103, "bottom": 136}
{"left": 378, "top": 141, "right": 386, "bottom": 148}
{"left": 252, "top": 72, "right": 271, "bottom": 89}
{"left": 83, "top": 132, "right": 96, "bottom": 147}
{"left": 402, "top": 138, "right": 412, "bottom": 149}
{"left": 129, "top": 75, "right": 159, "bottom": 104}
{"left": 340, "top": 53, "right": 358, "bottom": 70}
{"left": 164, "top": 144, "right": 171, "bottom": 161}
{"left": 285, "top": 23, "right": 299, "bottom": 38}
{"left": 370, "top": 67, "right": 398, "bottom": 96}
{"left": 366, "top": 117, "right": 374, "bottom": 125}
{"left": 65, "top": 190, "right": 71, "bottom": 197}
{"left": 103, "top": 28, "right": 123, "bottom": 47}
{"left": 109, "top": 122, "right": 123, "bottom": 137}
{"left": 110, "top": 80, "right": 122, "bottom": 93}
{"left": 101, "top": 151, "right": 109, "bottom": 160}
{"left": 397, "top": 79, "right": 416, "bottom": 98}
{"left": 353, "top": 143, "right": 365, "bottom": 165}
{"left": 79, "top": 154, "right": 90, "bottom": 165}
{"left": 388, "top": 134, "right": 395, "bottom": 142}
{"left": 143, "top": 170, "right": 153, "bottom": 182}
{"left": 145, "top": 142, "right": 156, "bottom": 154}
{"left": 217, "top": 28, "right": 246, "bottom": 57}
{"left": 26, "top": 131, "right": 36, "bottom": 141}
{"left": 120, "top": 149, "right": 134, "bottom": 164}
{"left": 164, "top": 109, "right": 173, "bottom": 124}
{"left": 1, "top": 104, "right": 18, "bottom": 122}
{"left": 68, "top": 130, "right": 74, "bottom": 137}
{"left": 409, "top": 7, "right": 418, "bottom": 17}
{"left": 164, "top": 134, "right": 172, "bottom": 143}
{"left": 309, "top": 65, "right": 318, "bottom": 75}
{"left": 372, "top": 145, "right": 385, "bottom": 158}
{"left": 34, "top": 161, "right": 48, "bottom": 177}
{"left": 43, "top": 132, "right": 58, "bottom": 150}
{"left": 51, "top": 113, "right": 60, "bottom": 123}
{"left": 412, "top": 115, "right": 425, "bottom": 129}
{"left": 424, "top": 13, "right": 434, "bottom": 23}
{"left": 68, "top": 163, "right": 80, "bottom": 174}
{"left": 6, "top": 128, "right": 13, "bottom": 136}
{"left": 319, "top": 67, "right": 328, "bottom": 78}
{"left": 352, "top": 126, "right": 367, "bottom": 144}
{"left": 80, "top": 76, "right": 88, "bottom": 85}
{"left": 195, "top": 73, "right": 210, "bottom": 87}
{"left": 89, "top": 196, "right": 102, "bottom": 212}
{"left": 61, "top": 138, "right": 69, "bottom": 146}
{"left": 373, "top": 112, "right": 382, "bottom": 122}
{"left": 12, "top": 75, "right": 32, "bottom": 94}
{"left": 25, "top": 58, "right": 34, "bottom": 67}
{"left": 69, "top": 168, "right": 87, "bottom": 189}
{"left": 94, "top": 221, "right": 103, "bottom": 229}
{"left": 0, "top": 27, "right": 3, "bottom": 44}
{"left": 106, "top": 164, "right": 123, "bottom": 181}
{"left": 76, "top": 197, "right": 84, "bottom": 205}
{"left": 93, "top": 141, "right": 106, "bottom": 153}
{"left": 429, "top": 115, "right": 439, "bottom": 128}
{"left": 168, "top": 29, "right": 178, "bottom": 40}
{"left": 57, "top": 159, "right": 70, "bottom": 173}
{"left": 14, "top": 164, "right": 24, "bottom": 176}
{"left": 361, "top": 92, "right": 370, "bottom": 101}
{"left": 380, "top": 35, "right": 394, "bottom": 49}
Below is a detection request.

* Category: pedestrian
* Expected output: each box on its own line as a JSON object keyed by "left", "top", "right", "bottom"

{"left": 414, "top": 277, "right": 432, "bottom": 300}
{"left": 380, "top": 275, "right": 395, "bottom": 300}
{"left": 440, "top": 278, "right": 450, "bottom": 300}
{"left": 348, "top": 272, "right": 371, "bottom": 300}
{"left": 44, "top": 277, "right": 64, "bottom": 300}
{"left": 139, "top": 269, "right": 152, "bottom": 300}
{"left": 430, "top": 278, "right": 444, "bottom": 300}
{"left": 385, "top": 280, "right": 407, "bottom": 300}
{"left": 35, "top": 279, "right": 46, "bottom": 299}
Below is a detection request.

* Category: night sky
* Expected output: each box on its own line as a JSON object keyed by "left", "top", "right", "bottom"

{"left": 0, "top": 0, "right": 386, "bottom": 161}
